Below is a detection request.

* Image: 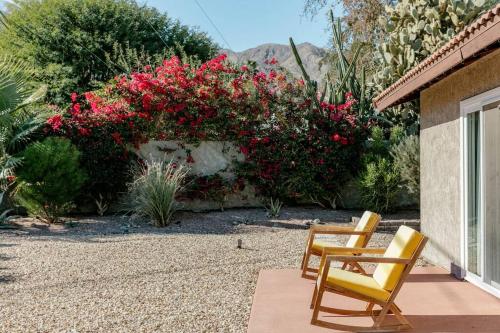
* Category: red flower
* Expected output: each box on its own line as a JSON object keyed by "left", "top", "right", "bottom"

{"left": 6, "top": 175, "right": 16, "bottom": 183}
{"left": 142, "top": 94, "right": 153, "bottom": 111}
{"left": 240, "top": 146, "right": 249, "bottom": 156}
{"left": 269, "top": 57, "right": 278, "bottom": 65}
{"left": 340, "top": 137, "right": 349, "bottom": 145}
{"left": 70, "top": 92, "right": 78, "bottom": 103}
{"left": 72, "top": 103, "right": 81, "bottom": 115}
{"left": 47, "top": 115, "right": 63, "bottom": 131}
{"left": 111, "top": 132, "right": 123, "bottom": 145}
{"left": 177, "top": 117, "right": 187, "bottom": 125}
{"left": 78, "top": 127, "right": 91, "bottom": 136}
{"left": 186, "top": 155, "right": 195, "bottom": 164}
{"left": 261, "top": 137, "right": 270, "bottom": 144}
{"left": 330, "top": 133, "right": 340, "bottom": 142}
{"left": 240, "top": 65, "right": 249, "bottom": 71}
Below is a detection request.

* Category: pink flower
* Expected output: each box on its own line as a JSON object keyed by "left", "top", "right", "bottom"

{"left": 70, "top": 92, "right": 78, "bottom": 103}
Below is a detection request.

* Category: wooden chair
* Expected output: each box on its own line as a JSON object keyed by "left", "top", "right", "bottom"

{"left": 301, "top": 211, "right": 381, "bottom": 278}
{"left": 310, "top": 225, "right": 427, "bottom": 332}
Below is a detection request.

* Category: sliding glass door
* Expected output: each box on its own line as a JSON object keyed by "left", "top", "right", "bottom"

{"left": 462, "top": 88, "right": 500, "bottom": 296}
{"left": 483, "top": 103, "right": 500, "bottom": 289}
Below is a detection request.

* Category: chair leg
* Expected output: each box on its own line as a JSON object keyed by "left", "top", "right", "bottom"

{"left": 301, "top": 251, "right": 307, "bottom": 269}
{"left": 302, "top": 251, "right": 312, "bottom": 277}
{"left": 310, "top": 284, "right": 318, "bottom": 309}
{"left": 390, "top": 304, "right": 413, "bottom": 329}
{"left": 373, "top": 303, "right": 390, "bottom": 328}
{"left": 310, "top": 288, "right": 325, "bottom": 324}
{"left": 366, "top": 302, "right": 374, "bottom": 312}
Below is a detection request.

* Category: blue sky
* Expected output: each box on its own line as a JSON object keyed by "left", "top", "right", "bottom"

{"left": 0, "top": 0, "right": 337, "bottom": 51}
{"left": 143, "top": 0, "right": 336, "bottom": 51}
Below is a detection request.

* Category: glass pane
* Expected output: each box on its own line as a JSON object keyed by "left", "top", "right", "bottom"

{"left": 467, "top": 111, "right": 481, "bottom": 276}
{"left": 483, "top": 104, "right": 500, "bottom": 288}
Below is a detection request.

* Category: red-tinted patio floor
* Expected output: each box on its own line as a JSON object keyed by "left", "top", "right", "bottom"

{"left": 247, "top": 267, "right": 500, "bottom": 332}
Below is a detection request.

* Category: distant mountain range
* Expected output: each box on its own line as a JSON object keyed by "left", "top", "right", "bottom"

{"left": 222, "top": 42, "right": 329, "bottom": 83}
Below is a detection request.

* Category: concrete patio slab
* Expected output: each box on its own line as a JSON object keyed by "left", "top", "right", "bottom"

{"left": 247, "top": 267, "right": 500, "bottom": 332}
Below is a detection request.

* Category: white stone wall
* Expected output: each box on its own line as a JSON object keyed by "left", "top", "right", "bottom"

{"left": 137, "top": 141, "right": 261, "bottom": 210}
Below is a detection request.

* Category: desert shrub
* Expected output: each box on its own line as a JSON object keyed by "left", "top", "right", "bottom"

{"left": 359, "top": 157, "right": 400, "bottom": 213}
{"left": 126, "top": 160, "right": 188, "bottom": 227}
{"left": 15, "top": 137, "right": 87, "bottom": 223}
{"left": 391, "top": 135, "right": 420, "bottom": 199}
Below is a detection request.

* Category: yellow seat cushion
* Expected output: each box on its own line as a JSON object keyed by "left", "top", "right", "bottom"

{"left": 311, "top": 237, "right": 339, "bottom": 253}
{"left": 346, "top": 211, "right": 380, "bottom": 248}
{"left": 324, "top": 268, "right": 391, "bottom": 302}
{"left": 373, "top": 226, "right": 424, "bottom": 291}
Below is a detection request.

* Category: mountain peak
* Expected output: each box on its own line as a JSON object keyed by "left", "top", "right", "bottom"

{"left": 222, "top": 43, "right": 328, "bottom": 83}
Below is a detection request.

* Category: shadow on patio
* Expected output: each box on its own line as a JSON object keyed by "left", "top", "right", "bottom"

{"left": 247, "top": 267, "right": 500, "bottom": 332}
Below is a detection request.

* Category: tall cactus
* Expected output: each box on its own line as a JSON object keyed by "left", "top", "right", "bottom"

{"left": 289, "top": 37, "right": 322, "bottom": 111}
{"left": 290, "top": 10, "right": 373, "bottom": 118}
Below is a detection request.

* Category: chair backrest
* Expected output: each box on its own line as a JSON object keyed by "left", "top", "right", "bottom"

{"left": 373, "top": 226, "right": 425, "bottom": 291}
{"left": 345, "top": 211, "right": 381, "bottom": 248}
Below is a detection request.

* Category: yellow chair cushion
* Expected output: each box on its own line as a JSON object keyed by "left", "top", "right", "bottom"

{"left": 324, "top": 268, "right": 391, "bottom": 302}
{"left": 345, "top": 211, "right": 380, "bottom": 248}
{"left": 373, "top": 226, "right": 424, "bottom": 291}
{"left": 311, "top": 238, "right": 338, "bottom": 253}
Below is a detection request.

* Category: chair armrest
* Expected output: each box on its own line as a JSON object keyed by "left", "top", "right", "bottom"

{"left": 321, "top": 247, "right": 386, "bottom": 255}
{"left": 325, "top": 255, "right": 411, "bottom": 264}
{"left": 310, "top": 225, "right": 367, "bottom": 235}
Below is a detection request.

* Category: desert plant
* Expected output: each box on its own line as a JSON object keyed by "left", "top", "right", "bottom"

{"left": 126, "top": 160, "right": 188, "bottom": 227}
{"left": 15, "top": 137, "right": 87, "bottom": 223}
{"left": 359, "top": 157, "right": 400, "bottom": 213}
{"left": 266, "top": 197, "right": 283, "bottom": 218}
{"left": 391, "top": 134, "right": 420, "bottom": 198}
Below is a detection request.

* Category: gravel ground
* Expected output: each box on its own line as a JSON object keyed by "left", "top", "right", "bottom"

{"left": 0, "top": 208, "right": 421, "bottom": 333}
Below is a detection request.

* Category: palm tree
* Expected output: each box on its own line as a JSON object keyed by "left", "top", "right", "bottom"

{"left": 0, "top": 56, "right": 47, "bottom": 189}
{"left": 0, "top": 56, "right": 47, "bottom": 225}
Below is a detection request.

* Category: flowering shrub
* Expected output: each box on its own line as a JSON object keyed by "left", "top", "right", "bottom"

{"left": 236, "top": 93, "right": 366, "bottom": 206}
{"left": 47, "top": 54, "right": 369, "bottom": 208}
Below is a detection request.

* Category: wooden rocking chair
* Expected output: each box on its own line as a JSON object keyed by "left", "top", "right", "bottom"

{"left": 310, "top": 225, "right": 427, "bottom": 332}
{"left": 301, "top": 211, "right": 381, "bottom": 278}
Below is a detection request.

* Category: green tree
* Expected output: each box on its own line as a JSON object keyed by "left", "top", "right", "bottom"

{"left": 0, "top": 0, "right": 219, "bottom": 104}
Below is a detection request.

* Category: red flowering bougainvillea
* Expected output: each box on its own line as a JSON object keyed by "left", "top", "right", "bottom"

{"left": 47, "top": 54, "right": 368, "bottom": 206}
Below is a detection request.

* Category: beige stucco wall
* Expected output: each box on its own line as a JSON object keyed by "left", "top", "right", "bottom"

{"left": 420, "top": 48, "right": 500, "bottom": 269}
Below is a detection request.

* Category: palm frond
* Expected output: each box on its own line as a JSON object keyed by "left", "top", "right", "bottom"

{"left": 0, "top": 55, "right": 34, "bottom": 114}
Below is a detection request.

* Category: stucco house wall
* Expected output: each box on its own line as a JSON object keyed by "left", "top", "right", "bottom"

{"left": 420, "top": 48, "right": 500, "bottom": 269}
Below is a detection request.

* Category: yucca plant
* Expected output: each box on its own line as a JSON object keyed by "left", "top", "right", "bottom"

{"left": 266, "top": 197, "right": 283, "bottom": 218}
{"left": 126, "top": 160, "right": 188, "bottom": 227}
